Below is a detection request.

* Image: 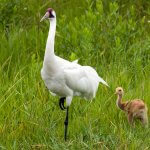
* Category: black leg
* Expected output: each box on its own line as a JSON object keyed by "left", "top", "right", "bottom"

{"left": 64, "top": 107, "right": 69, "bottom": 141}
{"left": 59, "top": 97, "right": 66, "bottom": 110}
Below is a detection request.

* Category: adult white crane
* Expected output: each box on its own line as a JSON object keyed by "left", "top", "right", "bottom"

{"left": 40, "top": 8, "right": 108, "bottom": 141}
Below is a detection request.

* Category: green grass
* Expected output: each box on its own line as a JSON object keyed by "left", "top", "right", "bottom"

{"left": 0, "top": 0, "right": 150, "bottom": 149}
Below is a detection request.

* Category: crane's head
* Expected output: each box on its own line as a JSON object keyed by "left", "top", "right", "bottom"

{"left": 115, "top": 87, "right": 124, "bottom": 95}
{"left": 40, "top": 8, "right": 56, "bottom": 22}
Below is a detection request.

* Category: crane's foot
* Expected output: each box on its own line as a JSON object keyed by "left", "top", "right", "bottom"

{"left": 59, "top": 97, "right": 66, "bottom": 110}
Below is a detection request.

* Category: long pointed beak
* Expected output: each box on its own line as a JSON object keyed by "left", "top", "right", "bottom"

{"left": 40, "top": 12, "right": 49, "bottom": 22}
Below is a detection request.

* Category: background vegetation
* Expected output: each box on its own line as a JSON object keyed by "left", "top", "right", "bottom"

{"left": 0, "top": 0, "right": 150, "bottom": 149}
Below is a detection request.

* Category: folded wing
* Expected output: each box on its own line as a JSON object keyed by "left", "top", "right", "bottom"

{"left": 63, "top": 65, "right": 108, "bottom": 99}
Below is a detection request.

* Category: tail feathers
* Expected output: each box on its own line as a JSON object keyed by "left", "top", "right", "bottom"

{"left": 72, "top": 59, "right": 78, "bottom": 63}
{"left": 98, "top": 77, "right": 109, "bottom": 87}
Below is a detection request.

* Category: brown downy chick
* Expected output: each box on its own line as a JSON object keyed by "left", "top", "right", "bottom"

{"left": 115, "top": 87, "right": 148, "bottom": 127}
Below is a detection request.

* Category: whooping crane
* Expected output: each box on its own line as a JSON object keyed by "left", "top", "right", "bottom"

{"left": 40, "top": 8, "right": 108, "bottom": 140}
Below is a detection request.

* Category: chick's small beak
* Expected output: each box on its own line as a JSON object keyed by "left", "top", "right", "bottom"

{"left": 40, "top": 12, "right": 49, "bottom": 22}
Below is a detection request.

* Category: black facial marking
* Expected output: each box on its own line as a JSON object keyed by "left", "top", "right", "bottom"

{"left": 49, "top": 12, "right": 54, "bottom": 18}
{"left": 47, "top": 8, "right": 54, "bottom": 18}
{"left": 118, "top": 89, "right": 122, "bottom": 92}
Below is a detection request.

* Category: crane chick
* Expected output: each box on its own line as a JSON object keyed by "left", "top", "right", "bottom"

{"left": 115, "top": 87, "right": 148, "bottom": 127}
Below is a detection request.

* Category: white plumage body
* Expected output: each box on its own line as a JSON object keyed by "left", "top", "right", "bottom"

{"left": 41, "top": 60, "right": 107, "bottom": 100}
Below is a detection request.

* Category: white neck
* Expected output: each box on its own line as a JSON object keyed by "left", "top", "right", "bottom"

{"left": 43, "top": 18, "right": 57, "bottom": 71}
{"left": 44, "top": 18, "right": 56, "bottom": 60}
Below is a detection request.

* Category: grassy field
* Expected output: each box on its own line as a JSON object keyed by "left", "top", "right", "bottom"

{"left": 0, "top": 0, "right": 150, "bottom": 149}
